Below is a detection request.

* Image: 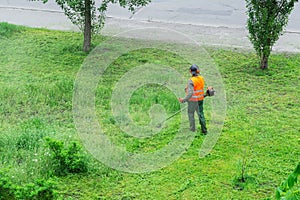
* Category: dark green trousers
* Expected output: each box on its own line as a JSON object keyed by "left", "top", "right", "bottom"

{"left": 187, "top": 100, "right": 207, "bottom": 132}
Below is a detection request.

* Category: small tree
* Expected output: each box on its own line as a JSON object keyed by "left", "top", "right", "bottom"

{"left": 32, "top": 0, "right": 151, "bottom": 52}
{"left": 245, "top": 0, "right": 298, "bottom": 69}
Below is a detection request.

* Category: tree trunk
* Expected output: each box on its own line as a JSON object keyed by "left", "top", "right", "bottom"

{"left": 260, "top": 54, "right": 268, "bottom": 69}
{"left": 83, "top": 0, "right": 92, "bottom": 52}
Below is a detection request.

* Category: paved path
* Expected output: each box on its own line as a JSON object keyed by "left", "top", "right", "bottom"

{"left": 1, "top": 0, "right": 300, "bottom": 52}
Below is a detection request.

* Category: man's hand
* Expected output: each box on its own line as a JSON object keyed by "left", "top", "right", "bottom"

{"left": 178, "top": 98, "right": 184, "bottom": 103}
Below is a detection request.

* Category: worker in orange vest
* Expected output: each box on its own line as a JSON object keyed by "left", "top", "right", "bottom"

{"left": 179, "top": 64, "right": 207, "bottom": 134}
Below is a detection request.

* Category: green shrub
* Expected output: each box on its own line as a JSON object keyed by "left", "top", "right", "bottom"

{"left": 1, "top": 169, "right": 57, "bottom": 200}
{"left": 45, "top": 138, "right": 88, "bottom": 176}
{"left": 276, "top": 163, "right": 300, "bottom": 200}
{"left": 0, "top": 170, "right": 15, "bottom": 200}
{"left": 15, "top": 179, "right": 57, "bottom": 200}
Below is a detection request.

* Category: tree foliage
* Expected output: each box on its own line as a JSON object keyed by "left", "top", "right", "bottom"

{"left": 276, "top": 163, "right": 300, "bottom": 200}
{"left": 245, "top": 0, "right": 298, "bottom": 69}
{"left": 31, "top": 0, "right": 151, "bottom": 51}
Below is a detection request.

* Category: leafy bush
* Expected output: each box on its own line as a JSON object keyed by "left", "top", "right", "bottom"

{"left": 45, "top": 138, "right": 88, "bottom": 176}
{"left": 0, "top": 169, "right": 57, "bottom": 200}
{"left": 15, "top": 179, "right": 57, "bottom": 200}
{"left": 276, "top": 163, "right": 300, "bottom": 200}
{"left": 0, "top": 170, "right": 15, "bottom": 200}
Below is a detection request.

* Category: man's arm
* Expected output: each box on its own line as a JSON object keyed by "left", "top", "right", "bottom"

{"left": 180, "top": 80, "right": 194, "bottom": 103}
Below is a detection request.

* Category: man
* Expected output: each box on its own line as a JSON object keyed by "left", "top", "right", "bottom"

{"left": 179, "top": 64, "right": 207, "bottom": 134}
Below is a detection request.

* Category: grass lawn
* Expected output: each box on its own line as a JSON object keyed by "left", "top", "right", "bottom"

{"left": 0, "top": 22, "right": 299, "bottom": 199}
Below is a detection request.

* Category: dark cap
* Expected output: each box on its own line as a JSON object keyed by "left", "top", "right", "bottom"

{"left": 190, "top": 64, "right": 199, "bottom": 75}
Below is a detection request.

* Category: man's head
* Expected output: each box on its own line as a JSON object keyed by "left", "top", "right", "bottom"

{"left": 189, "top": 64, "right": 200, "bottom": 76}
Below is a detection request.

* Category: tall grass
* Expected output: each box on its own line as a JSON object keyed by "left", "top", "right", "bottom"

{"left": 0, "top": 22, "right": 24, "bottom": 38}
{"left": 0, "top": 23, "right": 93, "bottom": 186}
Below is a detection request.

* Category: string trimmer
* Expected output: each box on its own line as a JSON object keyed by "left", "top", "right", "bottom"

{"left": 156, "top": 86, "right": 215, "bottom": 128}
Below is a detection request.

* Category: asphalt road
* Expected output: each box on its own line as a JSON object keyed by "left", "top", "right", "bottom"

{"left": 1, "top": 0, "right": 300, "bottom": 52}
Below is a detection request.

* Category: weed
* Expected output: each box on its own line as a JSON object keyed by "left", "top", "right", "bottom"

{"left": 16, "top": 118, "right": 48, "bottom": 150}
{"left": 45, "top": 138, "right": 88, "bottom": 176}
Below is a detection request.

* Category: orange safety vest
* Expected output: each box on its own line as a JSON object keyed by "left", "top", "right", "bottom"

{"left": 188, "top": 76, "right": 205, "bottom": 101}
